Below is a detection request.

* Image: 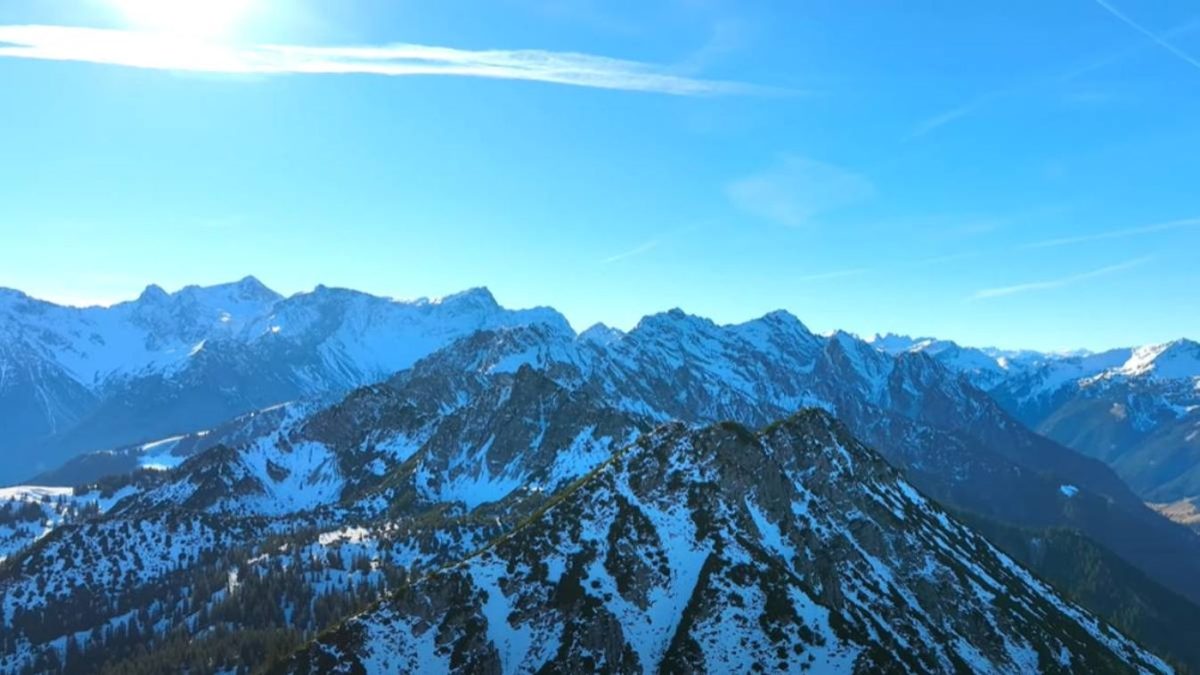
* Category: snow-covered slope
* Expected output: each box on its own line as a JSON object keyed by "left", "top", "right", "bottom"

{"left": 988, "top": 341, "right": 1200, "bottom": 502}
{"left": 29, "top": 402, "right": 298, "bottom": 487}
{"left": 41, "top": 306, "right": 1199, "bottom": 605}
{"left": 287, "top": 412, "right": 1169, "bottom": 674}
{"left": 1111, "top": 339, "right": 1200, "bottom": 380}
{"left": 2, "top": 318, "right": 1196, "bottom": 671}
{"left": 874, "top": 333, "right": 1200, "bottom": 504}
{"left": 237, "top": 285, "right": 570, "bottom": 392}
{"left": 0, "top": 278, "right": 280, "bottom": 386}
{"left": 867, "top": 332, "right": 1052, "bottom": 390}
{"left": 0, "top": 353, "right": 653, "bottom": 672}
{"left": 0, "top": 281, "right": 570, "bottom": 483}
{"left": 413, "top": 316, "right": 1200, "bottom": 610}
{"left": 0, "top": 484, "right": 138, "bottom": 563}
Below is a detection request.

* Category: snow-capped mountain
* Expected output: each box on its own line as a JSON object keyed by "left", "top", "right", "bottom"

{"left": 26, "top": 302, "right": 1200, "bottom": 610}
{"left": 4, "top": 282, "right": 1200, "bottom": 671}
{"left": 878, "top": 333, "right": 1200, "bottom": 505}
{"left": 1017, "top": 340, "right": 1200, "bottom": 504}
{"left": 446, "top": 317, "right": 1200, "bottom": 611}
{"left": 0, "top": 345, "right": 656, "bottom": 672}
{"left": 283, "top": 412, "right": 1169, "bottom": 674}
{"left": 1, "top": 332, "right": 1196, "bottom": 670}
{"left": 0, "top": 277, "right": 281, "bottom": 387}
{"left": 0, "top": 279, "right": 567, "bottom": 483}
{"left": 867, "top": 333, "right": 1050, "bottom": 390}
{"left": 1113, "top": 340, "right": 1200, "bottom": 380}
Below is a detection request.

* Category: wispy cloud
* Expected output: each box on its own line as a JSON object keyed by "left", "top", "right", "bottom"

{"left": 0, "top": 24, "right": 753, "bottom": 95}
{"left": 1022, "top": 217, "right": 1200, "bottom": 249}
{"left": 1058, "top": 16, "right": 1200, "bottom": 81}
{"left": 905, "top": 92, "right": 1007, "bottom": 140}
{"left": 598, "top": 223, "right": 706, "bottom": 264}
{"left": 971, "top": 256, "right": 1150, "bottom": 300}
{"left": 1091, "top": 0, "right": 1200, "bottom": 71}
{"left": 904, "top": 14, "right": 1200, "bottom": 139}
{"left": 600, "top": 239, "right": 659, "bottom": 264}
{"left": 726, "top": 156, "right": 874, "bottom": 227}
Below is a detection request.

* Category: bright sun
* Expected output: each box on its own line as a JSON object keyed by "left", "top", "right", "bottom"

{"left": 111, "top": 0, "right": 252, "bottom": 38}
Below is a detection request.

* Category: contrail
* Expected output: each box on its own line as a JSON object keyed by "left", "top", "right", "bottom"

{"left": 1092, "top": 0, "right": 1200, "bottom": 71}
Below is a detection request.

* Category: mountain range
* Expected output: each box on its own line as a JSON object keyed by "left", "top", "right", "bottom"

{"left": 1, "top": 279, "right": 1198, "bottom": 673}
{"left": 871, "top": 333, "right": 1200, "bottom": 510}
{"left": 0, "top": 278, "right": 563, "bottom": 483}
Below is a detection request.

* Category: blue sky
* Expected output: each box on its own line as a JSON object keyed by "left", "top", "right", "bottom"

{"left": 1, "top": 0, "right": 1198, "bottom": 351}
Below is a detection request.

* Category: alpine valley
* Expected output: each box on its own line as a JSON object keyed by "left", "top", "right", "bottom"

{"left": 2, "top": 280, "right": 1199, "bottom": 674}
{"left": 870, "top": 335, "right": 1200, "bottom": 524}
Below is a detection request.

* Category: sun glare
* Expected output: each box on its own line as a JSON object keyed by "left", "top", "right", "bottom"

{"left": 111, "top": 0, "right": 252, "bottom": 38}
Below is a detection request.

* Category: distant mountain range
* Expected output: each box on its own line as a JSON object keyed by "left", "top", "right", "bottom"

{"left": 871, "top": 333, "right": 1200, "bottom": 505}
{"left": 0, "top": 278, "right": 564, "bottom": 484}
{"left": 2, "top": 279, "right": 1199, "bottom": 672}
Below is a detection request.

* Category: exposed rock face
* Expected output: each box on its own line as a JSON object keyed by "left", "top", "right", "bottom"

{"left": 1151, "top": 497, "right": 1200, "bottom": 534}
{"left": 283, "top": 412, "right": 1168, "bottom": 674}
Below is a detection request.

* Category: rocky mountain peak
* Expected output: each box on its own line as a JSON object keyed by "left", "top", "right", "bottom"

{"left": 1117, "top": 338, "right": 1200, "bottom": 380}
{"left": 210, "top": 275, "right": 283, "bottom": 304}
{"left": 433, "top": 286, "right": 500, "bottom": 310}
{"left": 136, "top": 283, "right": 170, "bottom": 304}
{"left": 823, "top": 330, "right": 891, "bottom": 383}
{"left": 577, "top": 322, "right": 624, "bottom": 346}
{"left": 234, "top": 274, "right": 272, "bottom": 293}
{"left": 868, "top": 332, "right": 935, "bottom": 354}
{"left": 740, "top": 309, "right": 816, "bottom": 341}
{"left": 632, "top": 307, "right": 714, "bottom": 333}
{"left": 282, "top": 408, "right": 1170, "bottom": 674}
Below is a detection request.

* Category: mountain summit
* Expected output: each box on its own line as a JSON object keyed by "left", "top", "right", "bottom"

{"left": 0, "top": 280, "right": 570, "bottom": 483}
{"left": 283, "top": 412, "right": 1168, "bottom": 674}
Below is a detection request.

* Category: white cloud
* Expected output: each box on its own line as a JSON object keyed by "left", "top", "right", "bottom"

{"left": 0, "top": 24, "right": 751, "bottom": 95}
{"left": 1023, "top": 217, "right": 1200, "bottom": 249}
{"left": 726, "top": 156, "right": 874, "bottom": 227}
{"left": 971, "top": 256, "right": 1149, "bottom": 300}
